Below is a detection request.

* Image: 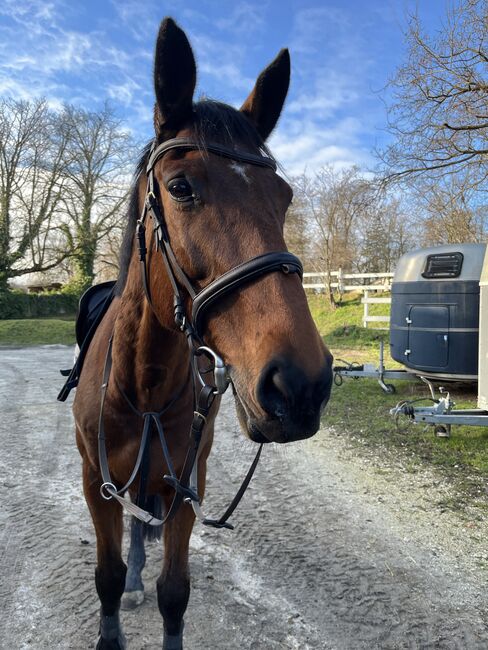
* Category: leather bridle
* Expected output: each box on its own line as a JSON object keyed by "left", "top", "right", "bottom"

{"left": 138, "top": 137, "right": 302, "bottom": 341}
{"left": 98, "top": 136, "right": 303, "bottom": 530}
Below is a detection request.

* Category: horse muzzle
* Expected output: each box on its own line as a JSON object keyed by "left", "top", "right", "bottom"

{"left": 233, "top": 358, "right": 333, "bottom": 444}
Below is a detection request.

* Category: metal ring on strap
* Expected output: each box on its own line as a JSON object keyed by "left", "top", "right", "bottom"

{"left": 100, "top": 482, "right": 117, "bottom": 500}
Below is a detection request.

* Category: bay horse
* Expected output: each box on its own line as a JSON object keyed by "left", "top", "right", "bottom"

{"left": 72, "top": 16, "right": 333, "bottom": 650}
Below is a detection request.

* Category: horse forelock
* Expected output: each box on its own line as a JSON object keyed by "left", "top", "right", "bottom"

{"left": 191, "top": 100, "right": 274, "bottom": 158}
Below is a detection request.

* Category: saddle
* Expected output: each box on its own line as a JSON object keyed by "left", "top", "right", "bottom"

{"left": 57, "top": 280, "right": 116, "bottom": 402}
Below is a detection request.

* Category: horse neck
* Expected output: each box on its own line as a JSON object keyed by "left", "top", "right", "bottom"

{"left": 112, "top": 255, "right": 190, "bottom": 412}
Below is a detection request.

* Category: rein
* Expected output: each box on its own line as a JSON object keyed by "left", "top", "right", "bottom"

{"left": 98, "top": 137, "right": 302, "bottom": 530}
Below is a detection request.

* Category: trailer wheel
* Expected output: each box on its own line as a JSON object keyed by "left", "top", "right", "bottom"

{"left": 383, "top": 383, "right": 396, "bottom": 395}
{"left": 434, "top": 425, "right": 450, "bottom": 438}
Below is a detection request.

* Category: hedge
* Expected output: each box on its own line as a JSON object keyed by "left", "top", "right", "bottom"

{"left": 0, "top": 290, "right": 79, "bottom": 320}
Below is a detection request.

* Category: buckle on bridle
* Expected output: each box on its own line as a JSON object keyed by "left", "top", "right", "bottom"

{"left": 163, "top": 475, "right": 200, "bottom": 503}
{"left": 173, "top": 296, "right": 186, "bottom": 330}
{"left": 145, "top": 191, "right": 156, "bottom": 204}
{"left": 193, "top": 346, "right": 230, "bottom": 394}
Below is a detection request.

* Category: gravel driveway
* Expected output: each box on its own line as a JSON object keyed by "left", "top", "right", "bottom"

{"left": 1, "top": 346, "right": 488, "bottom": 649}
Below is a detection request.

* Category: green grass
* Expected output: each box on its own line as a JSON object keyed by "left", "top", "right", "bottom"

{"left": 307, "top": 291, "right": 402, "bottom": 369}
{"left": 0, "top": 291, "right": 374, "bottom": 348}
{"left": 0, "top": 318, "right": 75, "bottom": 346}
{"left": 307, "top": 291, "right": 391, "bottom": 348}
{"left": 323, "top": 377, "right": 488, "bottom": 510}
{"left": 326, "top": 378, "right": 487, "bottom": 470}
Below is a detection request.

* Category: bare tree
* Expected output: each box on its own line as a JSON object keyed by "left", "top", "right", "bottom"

{"left": 59, "top": 103, "right": 135, "bottom": 289}
{"left": 380, "top": 0, "right": 488, "bottom": 191}
{"left": 357, "top": 195, "right": 414, "bottom": 273}
{"left": 0, "top": 99, "right": 69, "bottom": 289}
{"left": 292, "top": 166, "right": 375, "bottom": 306}
{"left": 94, "top": 220, "right": 126, "bottom": 282}
{"left": 284, "top": 195, "right": 315, "bottom": 267}
{"left": 409, "top": 171, "right": 487, "bottom": 244}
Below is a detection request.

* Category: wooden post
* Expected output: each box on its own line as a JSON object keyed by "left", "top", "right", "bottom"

{"left": 363, "top": 290, "right": 369, "bottom": 328}
{"left": 337, "top": 268, "right": 344, "bottom": 302}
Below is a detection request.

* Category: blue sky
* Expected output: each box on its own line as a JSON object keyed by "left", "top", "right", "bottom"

{"left": 0, "top": 0, "right": 449, "bottom": 175}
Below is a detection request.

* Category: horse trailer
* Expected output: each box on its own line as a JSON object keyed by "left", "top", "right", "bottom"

{"left": 392, "top": 244, "right": 488, "bottom": 435}
{"left": 390, "top": 243, "right": 486, "bottom": 381}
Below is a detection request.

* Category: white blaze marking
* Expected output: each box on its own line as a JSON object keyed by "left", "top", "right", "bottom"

{"left": 230, "top": 161, "right": 251, "bottom": 184}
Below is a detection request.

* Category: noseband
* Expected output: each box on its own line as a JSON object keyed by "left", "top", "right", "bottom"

{"left": 98, "top": 136, "right": 303, "bottom": 530}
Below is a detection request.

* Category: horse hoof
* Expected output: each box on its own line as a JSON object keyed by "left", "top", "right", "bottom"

{"left": 98, "top": 611, "right": 126, "bottom": 649}
{"left": 163, "top": 623, "right": 184, "bottom": 650}
{"left": 163, "top": 635, "right": 183, "bottom": 650}
{"left": 121, "top": 589, "right": 144, "bottom": 610}
{"left": 96, "top": 634, "right": 126, "bottom": 650}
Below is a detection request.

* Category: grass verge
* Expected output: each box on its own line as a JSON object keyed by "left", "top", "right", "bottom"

{"left": 0, "top": 318, "right": 75, "bottom": 346}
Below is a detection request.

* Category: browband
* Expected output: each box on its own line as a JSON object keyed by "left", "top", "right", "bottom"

{"left": 147, "top": 137, "right": 277, "bottom": 173}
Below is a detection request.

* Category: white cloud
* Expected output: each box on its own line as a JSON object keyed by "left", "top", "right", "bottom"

{"left": 288, "top": 70, "right": 359, "bottom": 119}
{"left": 109, "top": 0, "right": 159, "bottom": 43}
{"left": 0, "top": 0, "right": 151, "bottom": 117}
{"left": 264, "top": 5, "right": 388, "bottom": 176}
{"left": 214, "top": 2, "right": 267, "bottom": 35}
{"left": 107, "top": 78, "right": 142, "bottom": 105}
{"left": 270, "top": 116, "right": 373, "bottom": 176}
{"left": 2, "top": 0, "right": 59, "bottom": 24}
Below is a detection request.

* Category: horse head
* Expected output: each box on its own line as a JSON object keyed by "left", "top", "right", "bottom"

{"left": 143, "top": 18, "right": 333, "bottom": 444}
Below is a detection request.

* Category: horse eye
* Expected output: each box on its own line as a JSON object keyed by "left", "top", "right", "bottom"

{"left": 167, "top": 177, "right": 193, "bottom": 202}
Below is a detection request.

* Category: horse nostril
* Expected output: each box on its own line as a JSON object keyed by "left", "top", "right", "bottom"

{"left": 271, "top": 368, "right": 290, "bottom": 400}
{"left": 257, "top": 360, "right": 294, "bottom": 420}
{"left": 256, "top": 357, "right": 333, "bottom": 425}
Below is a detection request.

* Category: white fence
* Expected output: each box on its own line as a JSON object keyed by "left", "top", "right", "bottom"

{"left": 303, "top": 269, "right": 394, "bottom": 293}
{"left": 303, "top": 269, "right": 394, "bottom": 329}
{"left": 361, "top": 291, "right": 391, "bottom": 329}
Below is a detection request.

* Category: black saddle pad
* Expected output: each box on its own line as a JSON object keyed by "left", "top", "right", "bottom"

{"left": 75, "top": 280, "right": 116, "bottom": 347}
{"left": 58, "top": 280, "right": 116, "bottom": 402}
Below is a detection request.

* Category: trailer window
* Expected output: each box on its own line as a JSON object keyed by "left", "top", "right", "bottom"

{"left": 422, "top": 252, "right": 463, "bottom": 279}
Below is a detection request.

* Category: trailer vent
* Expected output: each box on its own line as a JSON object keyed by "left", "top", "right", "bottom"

{"left": 422, "top": 252, "right": 463, "bottom": 279}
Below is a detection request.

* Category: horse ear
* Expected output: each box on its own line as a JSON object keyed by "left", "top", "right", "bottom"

{"left": 240, "top": 49, "right": 290, "bottom": 141}
{"left": 153, "top": 17, "right": 196, "bottom": 132}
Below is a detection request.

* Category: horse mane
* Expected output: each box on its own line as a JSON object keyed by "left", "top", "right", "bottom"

{"left": 114, "top": 99, "right": 276, "bottom": 295}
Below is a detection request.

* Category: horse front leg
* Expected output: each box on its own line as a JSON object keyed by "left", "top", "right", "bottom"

{"left": 157, "top": 503, "right": 195, "bottom": 650}
{"left": 83, "top": 459, "right": 127, "bottom": 650}
{"left": 158, "top": 434, "right": 212, "bottom": 649}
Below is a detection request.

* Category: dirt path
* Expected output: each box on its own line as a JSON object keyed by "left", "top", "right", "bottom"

{"left": 1, "top": 346, "right": 488, "bottom": 649}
